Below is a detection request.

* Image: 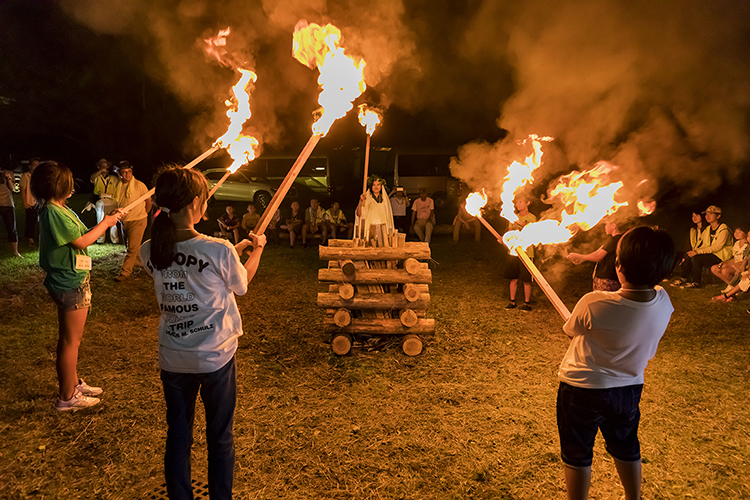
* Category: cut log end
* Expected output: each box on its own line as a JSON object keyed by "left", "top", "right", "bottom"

{"left": 333, "top": 308, "right": 352, "bottom": 327}
{"left": 338, "top": 283, "right": 355, "bottom": 300}
{"left": 403, "top": 283, "right": 420, "bottom": 302}
{"left": 340, "top": 259, "right": 356, "bottom": 276}
{"left": 399, "top": 308, "right": 419, "bottom": 327}
{"left": 402, "top": 334, "right": 423, "bottom": 356}
{"left": 331, "top": 333, "right": 353, "bottom": 355}
{"left": 403, "top": 257, "right": 421, "bottom": 275}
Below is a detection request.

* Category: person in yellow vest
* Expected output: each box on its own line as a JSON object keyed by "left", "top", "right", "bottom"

{"left": 324, "top": 201, "right": 353, "bottom": 240}
{"left": 115, "top": 161, "right": 151, "bottom": 282}
{"left": 89, "top": 158, "right": 120, "bottom": 244}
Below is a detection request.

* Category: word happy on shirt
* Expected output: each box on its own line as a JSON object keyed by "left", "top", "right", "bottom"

{"left": 147, "top": 251, "right": 214, "bottom": 338}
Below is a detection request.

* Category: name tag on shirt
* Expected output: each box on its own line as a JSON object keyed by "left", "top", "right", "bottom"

{"left": 75, "top": 255, "right": 92, "bottom": 271}
{"left": 101, "top": 194, "right": 112, "bottom": 199}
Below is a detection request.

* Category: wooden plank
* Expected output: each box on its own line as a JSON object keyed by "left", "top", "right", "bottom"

{"left": 319, "top": 268, "right": 432, "bottom": 285}
{"left": 318, "top": 245, "right": 431, "bottom": 261}
{"left": 327, "top": 239, "right": 356, "bottom": 247}
{"left": 323, "top": 318, "right": 435, "bottom": 335}
{"left": 317, "top": 292, "right": 430, "bottom": 310}
{"left": 254, "top": 134, "right": 321, "bottom": 235}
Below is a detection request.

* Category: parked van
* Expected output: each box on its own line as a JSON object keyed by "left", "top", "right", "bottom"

{"left": 394, "top": 150, "right": 461, "bottom": 210}
{"left": 248, "top": 154, "right": 331, "bottom": 208}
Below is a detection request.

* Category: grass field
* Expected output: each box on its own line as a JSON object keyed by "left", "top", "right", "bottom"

{"left": 0, "top": 199, "right": 749, "bottom": 499}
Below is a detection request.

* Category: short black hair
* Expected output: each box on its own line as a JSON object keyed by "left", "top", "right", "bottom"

{"left": 30, "top": 161, "right": 72, "bottom": 202}
{"left": 616, "top": 226, "right": 675, "bottom": 287}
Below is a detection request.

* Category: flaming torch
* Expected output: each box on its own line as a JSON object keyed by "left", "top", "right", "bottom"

{"left": 465, "top": 191, "right": 572, "bottom": 321}
{"left": 358, "top": 104, "right": 382, "bottom": 194}
{"left": 253, "top": 20, "right": 367, "bottom": 235}
{"left": 121, "top": 28, "right": 259, "bottom": 213}
{"left": 206, "top": 67, "right": 261, "bottom": 198}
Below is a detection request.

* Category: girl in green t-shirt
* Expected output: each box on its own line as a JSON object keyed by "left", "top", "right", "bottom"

{"left": 31, "top": 162, "right": 122, "bottom": 411}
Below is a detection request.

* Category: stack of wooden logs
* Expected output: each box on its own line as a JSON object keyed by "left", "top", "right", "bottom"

{"left": 318, "top": 229, "right": 434, "bottom": 356}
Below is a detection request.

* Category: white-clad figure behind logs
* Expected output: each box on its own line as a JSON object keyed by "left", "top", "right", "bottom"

{"left": 355, "top": 175, "right": 394, "bottom": 241}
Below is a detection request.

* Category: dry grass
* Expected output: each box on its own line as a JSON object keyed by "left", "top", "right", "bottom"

{"left": 1, "top": 218, "right": 749, "bottom": 499}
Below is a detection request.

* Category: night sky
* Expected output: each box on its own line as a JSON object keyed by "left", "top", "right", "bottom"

{"left": 1, "top": 0, "right": 749, "bottom": 223}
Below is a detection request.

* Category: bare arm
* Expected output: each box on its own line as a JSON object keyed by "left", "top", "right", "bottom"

{"left": 70, "top": 211, "right": 122, "bottom": 250}
{"left": 237, "top": 234, "right": 266, "bottom": 281}
{"left": 567, "top": 247, "right": 608, "bottom": 265}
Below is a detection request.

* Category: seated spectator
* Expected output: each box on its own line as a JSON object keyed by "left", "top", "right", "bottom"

{"left": 389, "top": 186, "right": 410, "bottom": 235}
{"left": 217, "top": 205, "right": 240, "bottom": 244}
{"left": 566, "top": 218, "right": 623, "bottom": 291}
{"left": 240, "top": 203, "right": 261, "bottom": 237}
{"left": 672, "top": 205, "right": 733, "bottom": 288}
{"left": 280, "top": 201, "right": 303, "bottom": 248}
{"left": 711, "top": 228, "right": 749, "bottom": 293}
{"left": 302, "top": 198, "right": 327, "bottom": 247}
{"left": 265, "top": 207, "right": 281, "bottom": 245}
{"left": 411, "top": 188, "right": 435, "bottom": 243}
{"left": 325, "top": 201, "right": 353, "bottom": 241}
{"left": 711, "top": 265, "right": 750, "bottom": 303}
{"left": 452, "top": 200, "right": 481, "bottom": 243}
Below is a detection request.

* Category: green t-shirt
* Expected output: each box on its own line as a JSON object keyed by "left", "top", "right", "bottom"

{"left": 39, "top": 203, "right": 89, "bottom": 293}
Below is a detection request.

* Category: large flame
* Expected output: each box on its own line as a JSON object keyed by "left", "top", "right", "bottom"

{"left": 293, "top": 21, "right": 366, "bottom": 136}
{"left": 465, "top": 190, "right": 488, "bottom": 218}
{"left": 358, "top": 104, "right": 382, "bottom": 136}
{"left": 499, "top": 135, "right": 553, "bottom": 224}
{"left": 503, "top": 162, "right": 628, "bottom": 253}
{"left": 637, "top": 199, "right": 656, "bottom": 216}
{"left": 204, "top": 28, "right": 261, "bottom": 173}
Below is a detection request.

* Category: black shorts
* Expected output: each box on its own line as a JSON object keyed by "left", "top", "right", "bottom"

{"left": 556, "top": 382, "right": 643, "bottom": 467}
{"left": 503, "top": 255, "right": 532, "bottom": 282}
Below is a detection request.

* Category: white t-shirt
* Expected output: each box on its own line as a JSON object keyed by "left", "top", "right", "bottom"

{"left": 117, "top": 178, "right": 149, "bottom": 221}
{"left": 390, "top": 196, "right": 407, "bottom": 217}
{"left": 140, "top": 234, "right": 248, "bottom": 374}
{"left": 412, "top": 197, "right": 434, "bottom": 220}
{"left": 732, "top": 241, "right": 747, "bottom": 263}
{"left": 559, "top": 287, "right": 674, "bottom": 388}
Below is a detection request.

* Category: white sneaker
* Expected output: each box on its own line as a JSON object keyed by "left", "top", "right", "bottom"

{"left": 76, "top": 378, "right": 103, "bottom": 396}
{"left": 721, "top": 285, "right": 733, "bottom": 294}
{"left": 55, "top": 390, "right": 100, "bottom": 411}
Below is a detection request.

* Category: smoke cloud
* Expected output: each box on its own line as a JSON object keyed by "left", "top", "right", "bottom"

{"left": 60, "top": 0, "right": 420, "bottom": 154}
{"left": 60, "top": 0, "right": 750, "bottom": 208}
{"left": 451, "top": 0, "right": 750, "bottom": 208}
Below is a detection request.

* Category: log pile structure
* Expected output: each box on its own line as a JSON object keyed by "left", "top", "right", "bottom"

{"left": 318, "top": 230, "right": 434, "bottom": 356}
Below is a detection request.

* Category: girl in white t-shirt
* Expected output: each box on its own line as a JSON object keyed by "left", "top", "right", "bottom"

{"left": 139, "top": 167, "right": 265, "bottom": 500}
{"left": 711, "top": 228, "right": 748, "bottom": 292}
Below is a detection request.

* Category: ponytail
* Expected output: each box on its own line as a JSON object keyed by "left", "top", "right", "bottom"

{"left": 150, "top": 167, "right": 209, "bottom": 270}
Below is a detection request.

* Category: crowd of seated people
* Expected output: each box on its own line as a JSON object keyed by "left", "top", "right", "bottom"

{"left": 667, "top": 205, "right": 749, "bottom": 309}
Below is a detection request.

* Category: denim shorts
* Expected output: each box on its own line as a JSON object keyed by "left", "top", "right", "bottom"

{"left": 48, "top": 277, "right": 92, "bottom": 311}
{"left": 557, "top": 382, "right": 643, "bottom": 467}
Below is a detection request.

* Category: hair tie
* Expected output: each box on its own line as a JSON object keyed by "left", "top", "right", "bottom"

{"left": 160, "top": 207, "right": 170, "bottom": 214}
